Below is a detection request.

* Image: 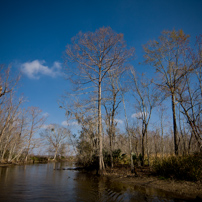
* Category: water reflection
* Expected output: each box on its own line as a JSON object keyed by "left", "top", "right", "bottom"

{"left": 0, "top": 163, "right": 189, "bottom": 202}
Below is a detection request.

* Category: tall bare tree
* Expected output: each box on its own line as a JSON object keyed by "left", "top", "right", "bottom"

{"left": 175, "top": 34, "right": 202, "bottom": 152}
{"left": 64, "top": 27, "right": 134, "bottom": 174}
{"left": 143, "top": 29, "right": 192, "bottom": 155}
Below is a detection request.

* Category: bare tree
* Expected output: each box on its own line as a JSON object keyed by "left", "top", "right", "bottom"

{"left": 0, "top": 65, "right": 19, "bottom": 99}
{"left": 60, "top": 93, "right": 100, "bottom": 166}
{"left": 64, "top": 27, "right": 134, "bottom": 174}
{"left": 157, "top": 104, "right": 168, "bottom": 158}
{"left": 175, "top": 35, "right": 202, "bottom": 152}
{"left": 76, "top": 114, "right": 99, "bottom": 167}
{"left": 40, "top": 124, "right": 70, "bottom": 160}
{"left": 103, "top": 72, "right": 122, "bottom": 168}
{"left": 130, "top": 69, "right": 158, "bottom": 166}
{"left": 7, "top": 109, "right": 28, "bottom": 162}
{"left": 121, "top": 90, "right": 137, "bottom": 175}
{"left": 0, "top": 92, "right": 24, "bottom": 161}
{"left": 176, "top": 69, "right": 202, "bottom": 151}
{"left": 143, "top": 29, "right": 192, "bottom": 155}
{"left": 24, "top": 107, "right": 46, "bottom": 162}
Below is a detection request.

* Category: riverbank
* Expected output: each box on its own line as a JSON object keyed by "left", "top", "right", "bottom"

{"left": 105, "top": 166, "right": 202, "bottom": 201}
{"left": 0, "top": 163, "right": 13, "bottom": 167}
{"left": 0, "top": 161, "right": 43, "bottom": 167}
{"left": 0, "top": 157, "right": 74, "bottom": 167}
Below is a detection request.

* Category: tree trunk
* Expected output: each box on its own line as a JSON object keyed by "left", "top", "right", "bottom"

{"left": 8, "top": 143, "right": 16, "bottom": 162}
{"left": 129, "top": 129, "right": 134, "bottom": 171}
{"left": 160, "top": 113, "right": 164, "bottom": 158}
{"left": 53, "top": 148, "right": 58, "bottom": 161}
{"left": 98, "top": 73, "right": 105, "bottom": 174}
{"left": 24, "top": 152, "right": 28, "bottom": 162}
{"left": 141, "top": 130, "right": 145, "bottom": 166}
{"left": 1, "top": 144, "right": 7, "bottom": 162}
{"left": 109, "top": 133, "right": 113, "bottom": 168}
{"left": 171, "top": 93, "right": 178, "bottom": 155}
{"left": 146, "top": 132, "right": 150, "bottom": 166}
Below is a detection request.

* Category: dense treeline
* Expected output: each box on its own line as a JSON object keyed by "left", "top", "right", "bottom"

{"left": 61, "top": 27, "right": 202, "bottom": 179}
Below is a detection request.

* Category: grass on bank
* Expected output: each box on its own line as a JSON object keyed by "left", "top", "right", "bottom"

{"left": 152, "top": 152, "right": 202, "bottom": 181}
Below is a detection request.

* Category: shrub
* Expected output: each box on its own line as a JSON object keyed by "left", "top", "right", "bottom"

{"left": 132, "top": 154, "right": 139, "bottom": 166}
{"left": 112, "top": 149, "right": 122, "bottom": 163}
{"left": 103, "top": 149, "right": 122, "bottom": 166}
{"left": 152, "top": 153, "right": 202, "bottom": 181}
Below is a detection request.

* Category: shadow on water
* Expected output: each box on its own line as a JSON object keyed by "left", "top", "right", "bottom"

{"left": 0, "top": 162, "right": 193, "bottom": 202}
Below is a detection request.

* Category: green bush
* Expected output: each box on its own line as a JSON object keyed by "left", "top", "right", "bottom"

{"left": 132, "top": 153, "right": 143, "bottom": 166}
{"left": 152, "top": 153, "right": 202, "bottom": 181}
{"left": 113, "top": 149, "right": 122, "bottom": 164}
{"left": 132, "top": 154, "right": 139, "bottom": 166}
{"left": 103, "top": 149, "right": 122, "bottom": 166}
{"left": 103, "top": 150, "right": 110, "bottom": 166}
{"left": 30, "top": 156, "right": 48, "bottom": 162}
{"left": 112, "top": 149, "right": 121, "bottom": 160}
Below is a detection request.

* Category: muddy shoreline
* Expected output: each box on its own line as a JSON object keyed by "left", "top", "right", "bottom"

{"left": 105, "top": 166, "right": 202, "bottom": 201}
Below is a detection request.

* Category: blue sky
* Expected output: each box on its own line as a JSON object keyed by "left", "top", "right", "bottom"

{"left": 0, "top": 0, "right": 202, "bottom": 130}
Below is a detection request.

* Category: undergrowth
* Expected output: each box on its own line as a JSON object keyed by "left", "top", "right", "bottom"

{"left": 152, "top": 152, "right": 202, "bottom": 181}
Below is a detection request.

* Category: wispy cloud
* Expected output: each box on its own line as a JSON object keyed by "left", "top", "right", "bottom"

{"left": 131, "top": 112, "right": 148, "bottom": 119}
{"left": 43, "top": 112, "right": 49, "bottom": 117}
{"left": 21, "top": 60, "right": 62, "bottom": 79}
{"left": 61, "top": 121, "right": 79, "bottom": 126}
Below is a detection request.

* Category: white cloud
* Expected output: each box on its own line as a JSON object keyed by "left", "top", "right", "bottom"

{"left": 53, "top": 61, "right": 62, "bottom": 70}
{"left": 131, "top": 112, "right": 148, "bottom": 119}
{"left": 21, "top": 60, "right": 62, "bottom": 79}
{"left": 114, "top": 119, "right": 123, "bottom": 124}
{"left": 43, "top": 112, "right": 49, "bottom": 117}
{"left": 61, "top": 121, "right": 79, "bottom": 126}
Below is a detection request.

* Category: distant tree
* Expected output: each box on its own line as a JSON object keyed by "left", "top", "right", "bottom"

{"left": 64, "top": 27, "right": 134, "bottom": 174}
{"left": 41, "top": 124, "right": 70, "bottom": 160}
{"left": 24, "top": 107, "right": 46, "bottom": 162}
{"left": 7, "top": 109, "right": 28, "bottom": 162}
{"left": 130, "top": 69, "right": 158, "bottom": 165}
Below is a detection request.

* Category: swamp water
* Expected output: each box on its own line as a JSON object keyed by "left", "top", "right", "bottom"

{"left": 0, "top": 162, "right": 189, "bottom": 202}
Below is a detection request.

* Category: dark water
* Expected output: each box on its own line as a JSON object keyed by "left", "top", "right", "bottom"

{"left": 0, "top": 162, "right": 189, "bottom": 202}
